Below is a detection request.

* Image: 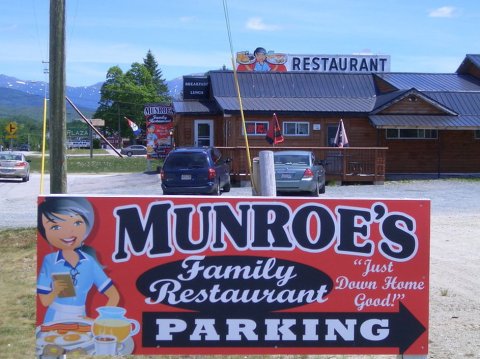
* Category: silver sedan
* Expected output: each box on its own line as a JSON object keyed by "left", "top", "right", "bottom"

{"left": 0, "top": 151, "right": 31, "bottom": 182}
{"left": 274, "top": 150, "right": 326, "bottom": 196}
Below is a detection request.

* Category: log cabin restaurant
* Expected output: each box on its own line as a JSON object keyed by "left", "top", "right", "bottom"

{"left": 169, "top": 53, "right": 480, "bottom": 184}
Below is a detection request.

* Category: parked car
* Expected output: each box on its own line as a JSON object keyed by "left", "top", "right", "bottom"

{"left": 120, "top": 145, "right": 147, "bottom": 157}
{"left": 18, "top": 144, "right": 31, "bottom": 151}
{"left": 160, "top": 147, "right": 232, "bottom": 195}
{"left": 0, "top": 151, "right": 31, "bottom": 182}
{"left": 274, "top": 150, "right": 326, "bottom": 196}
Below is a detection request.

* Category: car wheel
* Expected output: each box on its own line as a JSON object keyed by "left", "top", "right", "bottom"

{"left": 223, "top": 181, "right": 231, "bottom": 192}
{"left": 127, "top": 151, "right": 133, "bottom": 157}
{"left": 319, "top": 182, "right": 326, "bottom": 194}
{"left": 311, "top": 182, "right": 320, "bottom": 197}
{"left": 22, "top": 174, "right": 29, "bottom": 182}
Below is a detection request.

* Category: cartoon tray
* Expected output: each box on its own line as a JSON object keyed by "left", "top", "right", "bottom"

{"left": 266, "top": 53, "right": 287, "bottom": 64}
{"left": 35, "top": 319, "right": 134, "bottom": 356}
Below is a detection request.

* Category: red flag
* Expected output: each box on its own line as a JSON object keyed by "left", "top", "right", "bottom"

{"left": 265, "top": 113, "right": 284, "bottom": 145}
{"left": 125, "top": 117, "right": 141, "bottom": 136}
{"left": 334, "top": 119, "right": 349, "bottom": 147}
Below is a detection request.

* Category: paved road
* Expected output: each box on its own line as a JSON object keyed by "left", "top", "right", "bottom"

{"left": 1, "top": 172, "right": 480, "bottom": 228}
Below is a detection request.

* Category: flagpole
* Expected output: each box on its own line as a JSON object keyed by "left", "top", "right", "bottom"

{"left": 223, "top": 0, "right": 253, "bottom": 184}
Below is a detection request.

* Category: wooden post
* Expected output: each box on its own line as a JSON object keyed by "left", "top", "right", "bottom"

{"left": 259, "top": 150, "right": 276, "bottom": 196}
{"left": 49, "top": 0, "right": 67, "bottom": 193}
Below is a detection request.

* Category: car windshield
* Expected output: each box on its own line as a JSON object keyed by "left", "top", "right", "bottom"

{"left": 274, "top": 155, "right": 310, "bottom": 165}
{"left": 165, "top": 153, "right": 208, "bottom": 169}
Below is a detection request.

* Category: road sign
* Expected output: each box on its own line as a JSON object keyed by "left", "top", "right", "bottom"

{"left": 5, "top": 122, "right": 18, "bottom": 135}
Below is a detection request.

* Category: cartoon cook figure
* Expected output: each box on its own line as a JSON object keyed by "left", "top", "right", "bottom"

{"left": 238, "top": 46, "right": 288, "bottom": 72}
{"left": 146, "top": 123, "right": 158, "bottom": 156}
{"left": 37, "top": 197, "right": 120, "bottom": 323}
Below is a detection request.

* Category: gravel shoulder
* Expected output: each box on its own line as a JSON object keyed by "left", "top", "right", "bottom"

{"left": 1, "top": 174, "right": 479, "bottom": 358}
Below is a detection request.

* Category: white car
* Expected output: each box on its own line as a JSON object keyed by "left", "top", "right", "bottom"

{"left": 0, "top": 151, "right": 31, "bottom": 182}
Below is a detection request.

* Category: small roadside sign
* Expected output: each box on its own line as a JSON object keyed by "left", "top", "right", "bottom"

{"left": 5, "top": 122, "right": 17, "bottom": 135}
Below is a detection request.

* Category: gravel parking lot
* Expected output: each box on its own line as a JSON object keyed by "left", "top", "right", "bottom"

{"left": 1, "top": 172, "right": 478, "bottom": 228}
{"left": 1, "top": 173, "right": 479, "bottom": 358}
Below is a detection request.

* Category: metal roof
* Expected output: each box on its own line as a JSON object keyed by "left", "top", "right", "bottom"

{"left": 369, "top": 115, "right": 480, "bottom": 129}
{"left": 214, "top": 96, "right": 375, "bottom": 114}
{"left": 173, "top": 61, "right": 480, "bottom": 129}
{"left": 456, "top": 54, "right": 480, "bottom": 74}
{"left": 209, "top": 71, "right": 377, "bottom": 98}
{"left": 375, "top": 73, "right": 480, "bottom": 92}
{"left": 172, "top": 100, "right": 220, "bottom": 114}
{"left": 425, "top": 92, "right": 480, "bottom": 115}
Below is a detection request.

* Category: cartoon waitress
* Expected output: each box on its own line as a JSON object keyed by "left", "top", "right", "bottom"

{"left": 37, "top": 197, "right": 120, "bottom": 323}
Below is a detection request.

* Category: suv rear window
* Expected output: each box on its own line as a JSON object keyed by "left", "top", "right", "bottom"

{"left": 164, "top": 152, "right": 209, "bottom": 169}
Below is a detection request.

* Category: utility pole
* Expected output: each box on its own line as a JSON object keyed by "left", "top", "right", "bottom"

{"left": 49, "top": 0, "right": 67, "bottom": 193}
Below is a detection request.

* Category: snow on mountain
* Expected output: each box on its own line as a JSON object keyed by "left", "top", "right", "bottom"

{"left": 0, "top": 74, "right": 184, "bottom": 110}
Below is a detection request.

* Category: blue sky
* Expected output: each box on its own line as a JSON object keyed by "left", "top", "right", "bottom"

{"left": 0, "top": 0, "right": 478, "bottom": 86}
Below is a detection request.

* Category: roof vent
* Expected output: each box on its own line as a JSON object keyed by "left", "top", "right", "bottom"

{"left": 408, "top": 95, "right": 418, "bottom": 102}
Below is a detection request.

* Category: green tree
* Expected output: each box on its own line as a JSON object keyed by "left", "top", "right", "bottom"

{"left": 143, "top": 50, "right": 170, "bottom": 97}
{"left": 94, "top": 61, "right": 170, "bottom": 141}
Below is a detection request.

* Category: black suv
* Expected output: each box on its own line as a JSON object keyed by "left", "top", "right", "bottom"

{"left": 160, "top": 147, "right": 232, "bottom": 195}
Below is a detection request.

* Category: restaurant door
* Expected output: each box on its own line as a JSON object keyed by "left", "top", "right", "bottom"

{"left": 194, "top": 119, "right": 214, "bottom": 147}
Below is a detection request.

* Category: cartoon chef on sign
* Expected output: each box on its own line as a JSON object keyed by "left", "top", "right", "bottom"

{"left": 37, "top": 197, "right": 120, "bottom": 323}
{"left": 236, "top": 46, "right": 287, "bottom": 72}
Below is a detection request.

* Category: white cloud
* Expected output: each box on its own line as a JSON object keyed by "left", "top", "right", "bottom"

{"left": 429, "top": 6, "right": 457, "bottom": 18}
{"left": 245, "top": 17, "right": 280, "bottom": 31}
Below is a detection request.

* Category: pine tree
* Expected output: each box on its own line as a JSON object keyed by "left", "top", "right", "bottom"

{"left": 143, "top": 50, "right": 170, "bottom": 98}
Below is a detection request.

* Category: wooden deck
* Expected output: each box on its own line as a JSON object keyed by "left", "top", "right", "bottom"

{"left": 217, "top": 146, "right": 388, "bottom": 185}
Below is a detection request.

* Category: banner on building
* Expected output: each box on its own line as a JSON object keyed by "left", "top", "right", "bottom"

{"left": 36, "top": 195, "right": 429, "bottom": 356}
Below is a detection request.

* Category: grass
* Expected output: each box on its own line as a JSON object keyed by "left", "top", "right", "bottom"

{"left": 27, "top": 151, "right": 163, "bottom": 174}
{"left": 0, "top": 228, "right": 37, "bottom": 359}
{"left": 440, "top": 288, "right": 450, "bottom": 296}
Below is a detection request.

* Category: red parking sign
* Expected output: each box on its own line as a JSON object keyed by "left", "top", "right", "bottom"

{"left": 36, "top": 196, "right": 429, "bottom": 356}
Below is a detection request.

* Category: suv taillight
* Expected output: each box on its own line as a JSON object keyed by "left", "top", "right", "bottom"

{"left": 208, "top": 168, "right": 216, "bottom": 180}
{"left": 303, "top": 168, "right": 314, "bottom": 178}
{"left": 160, "top": 169, "right": 165, "bottom": 181}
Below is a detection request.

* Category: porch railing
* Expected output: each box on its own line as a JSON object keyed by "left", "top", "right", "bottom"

{"left": 217, "top": 146, "right": 388, "bottom": 184}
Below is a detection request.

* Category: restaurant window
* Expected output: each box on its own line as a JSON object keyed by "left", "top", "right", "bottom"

{"left": 244, "top": 121, "right": 268, "bottom": 135}
{"left": 283, "top": 122, "right": 309, "bottom": 136}
{"left": 475, "top": 130, "right": 480, "bottom": 139}
{"left": 327, "top": 125, "right": 338, "bottom": 146}
{"left": 386, "top": 128, "right": 438, "bottom": 139}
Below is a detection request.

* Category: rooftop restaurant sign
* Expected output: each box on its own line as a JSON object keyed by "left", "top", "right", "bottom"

{"left": 236, "top": 48, "right": 390, "bottom": 73}
{"left": 36, "top": 195, "right": 428, "bottom": 356}
{"left": 289, "top": 54, "right": 390, "bottom": 72}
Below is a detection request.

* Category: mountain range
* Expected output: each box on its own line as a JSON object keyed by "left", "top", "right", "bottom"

{"left": 0, "top": 74, "right": 183, "bottom": 121}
